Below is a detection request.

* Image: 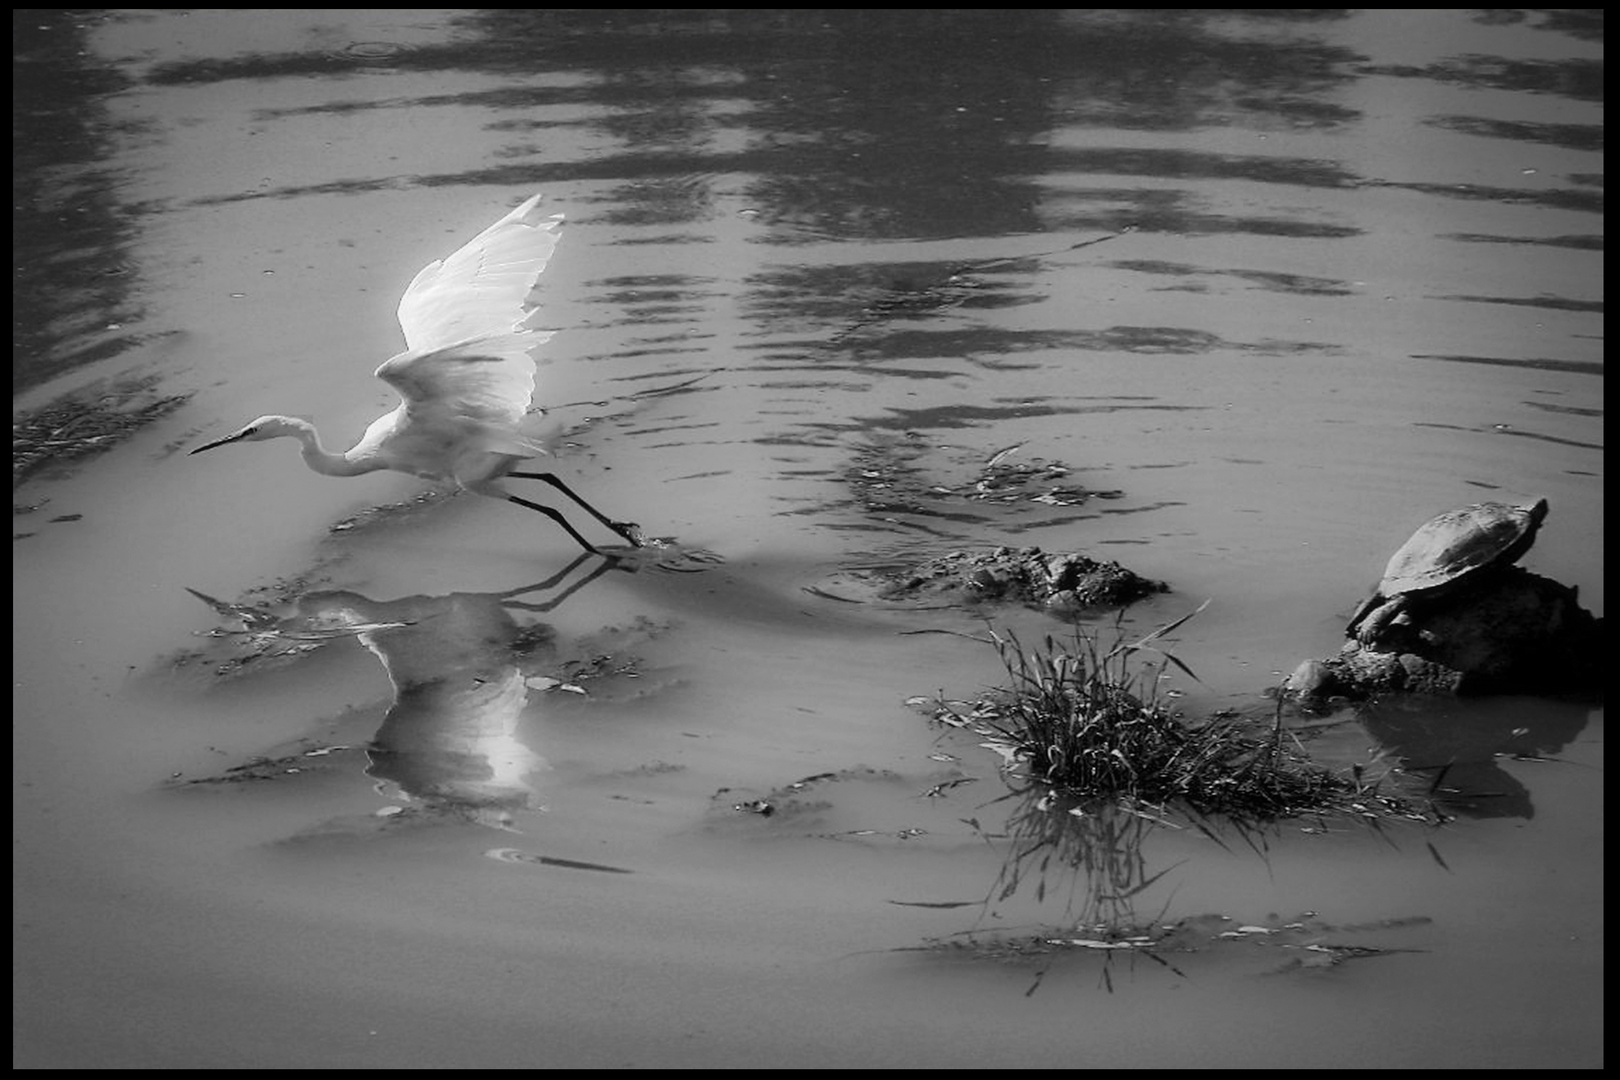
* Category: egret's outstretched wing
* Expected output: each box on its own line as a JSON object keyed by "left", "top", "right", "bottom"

{"left": 376, "top": 195, "right": 564, "bottom": 451}
{"left": 374, "top": 336, "right": 546, "bottom": 453}
{"left": 396, "top": 194, "right": 564, "bottom": 353}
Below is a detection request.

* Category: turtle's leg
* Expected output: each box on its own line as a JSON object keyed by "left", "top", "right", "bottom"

{"left": 1346, "top": 593, "right": 1384, "bottom": 640}
{"left": 1355, "top": 597, "right": 1405, "bottom": 646}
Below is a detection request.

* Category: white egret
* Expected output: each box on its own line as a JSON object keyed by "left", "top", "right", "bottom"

{"left": 190, "top": 194, "right": 640, "bottom": 556}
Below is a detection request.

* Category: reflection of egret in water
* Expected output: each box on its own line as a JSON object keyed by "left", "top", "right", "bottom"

{"left": 187, "top": 553, "right": 626, "bottom": 828}
{"left": 189, "top": 194, "right": 641, "bottom": 555}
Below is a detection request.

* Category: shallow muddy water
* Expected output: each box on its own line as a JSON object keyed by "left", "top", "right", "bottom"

{"left": 14, "top": 10, "right": 1602, "bottom": 1068}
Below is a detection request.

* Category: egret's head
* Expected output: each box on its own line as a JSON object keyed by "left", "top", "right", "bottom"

{"left": 189, "top": 415, "right": 305, "bottom": 454}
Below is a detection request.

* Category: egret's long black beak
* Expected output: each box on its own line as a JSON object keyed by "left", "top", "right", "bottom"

{"left": 190, "top": 431, "right": 249, "bottom": 454}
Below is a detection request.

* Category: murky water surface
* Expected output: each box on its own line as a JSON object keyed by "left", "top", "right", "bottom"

{"left": 15, "top": 10, "right": 1601, "bottom": 1068}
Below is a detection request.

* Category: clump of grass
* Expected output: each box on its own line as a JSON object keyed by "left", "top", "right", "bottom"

{"left": 935, "top": 617, "right": 1430, "bottom": 826}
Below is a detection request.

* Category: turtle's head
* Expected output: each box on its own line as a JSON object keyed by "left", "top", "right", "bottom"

{"left": 1527, "top": 496, "right": 1550, "bottom": 526}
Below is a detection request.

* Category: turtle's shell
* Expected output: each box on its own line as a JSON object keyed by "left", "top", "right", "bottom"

{"left": 1377, "top": 498, "right": 1548, "bottom": 597}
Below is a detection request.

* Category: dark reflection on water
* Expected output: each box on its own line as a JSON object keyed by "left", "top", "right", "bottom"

{"left": 1360, "top": 694, "right": 1594, "bottom": 821}
{"left": 17, "top": 8, "right": 1602, "bottom": 409}
{"left": 1422, "top": 353, "right": 1604, "bottom": 377}
{"left": 13, "top": 12, "right": 144, "bottom": 392}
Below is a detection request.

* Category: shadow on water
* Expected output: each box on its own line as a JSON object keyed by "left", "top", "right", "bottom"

{"left": 1358, "top": 694, "right": 1596, "bottom": 821}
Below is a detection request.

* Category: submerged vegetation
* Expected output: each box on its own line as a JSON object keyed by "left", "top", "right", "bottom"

{"left": 931, "top": 616, "right": 1437, "bottom": 829}
{"left": 13, "top": 375, "right": 191, "bottom": 488}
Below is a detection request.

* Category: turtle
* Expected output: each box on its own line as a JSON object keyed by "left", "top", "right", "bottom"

{"left": 1345, "top": 497, "right": 1549, "bottom": 645}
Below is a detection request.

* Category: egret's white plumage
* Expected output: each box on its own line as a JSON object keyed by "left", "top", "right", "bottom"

{"left": 191, "top": 194, "right": 639, "bottom": 554}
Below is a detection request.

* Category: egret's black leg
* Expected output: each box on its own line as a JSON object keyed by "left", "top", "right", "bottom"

{"left": 506, "top": 495, "right": 601, "bottom": 555}
{"left": 508, "top": 472, "right": 641, "bottom": 546}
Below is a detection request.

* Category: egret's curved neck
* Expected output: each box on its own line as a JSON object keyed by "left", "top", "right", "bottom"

{"left": 283, "top": 419, "right": 380, "bottom": 478}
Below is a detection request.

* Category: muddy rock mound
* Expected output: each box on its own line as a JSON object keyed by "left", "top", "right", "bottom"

{"left": 1288, "top": 568, "right": 1603, "bottom": 704}
{"left": 879, "top": 545, "right": 1167, "bottom": 613}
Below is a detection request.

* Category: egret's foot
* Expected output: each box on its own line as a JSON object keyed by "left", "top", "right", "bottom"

{"left": 610, "top": 521, "right": 643, "bottom": 547}
{"left": 591, "top": 542, "right": 659, "bottom": 571}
